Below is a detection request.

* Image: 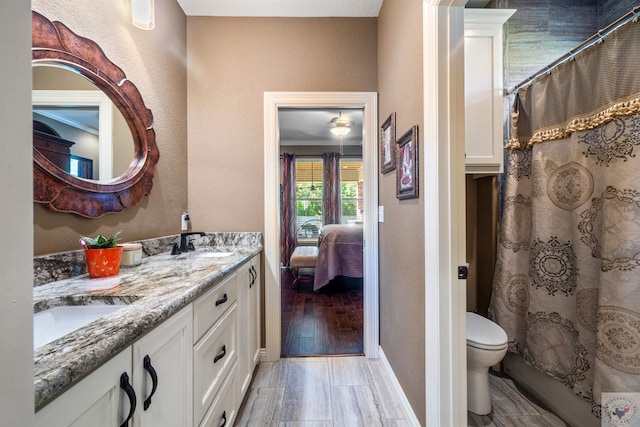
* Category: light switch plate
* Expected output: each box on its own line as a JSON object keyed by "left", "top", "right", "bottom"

{"left": 378, "top": 206, "right": 384, "bottom": 222}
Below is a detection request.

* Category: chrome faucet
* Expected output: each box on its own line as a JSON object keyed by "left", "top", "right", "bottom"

{"left": 175, "top": 232, "right": 206, "bottom": 254}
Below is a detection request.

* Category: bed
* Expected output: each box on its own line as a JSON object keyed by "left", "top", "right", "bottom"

{"left": 313, "top": 224, "right": 363, "bottom": 291}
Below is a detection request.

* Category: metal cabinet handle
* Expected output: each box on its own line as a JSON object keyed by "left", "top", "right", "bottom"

{"left": 249, "top": 267, "right": 255, "bottom": 288}
{"left": 220, "top": 410, "right": 227, "bottom": 426}
{"left": 215, "top": 293, "right": 228, "bottom": 307}
{"left": 143, "top": 355, "right": 158, "bottom": 411}
{"left": 251, "top": 265, "right": 257, "bottom": 288}
{"left": 119, "top": 372, "right": 136, "bottom": 427}
{"left": 213, "top": 345, "right": 227, "bottom": 364}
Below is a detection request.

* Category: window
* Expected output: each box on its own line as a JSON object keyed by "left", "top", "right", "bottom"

{"left": 340, "top": 160, "right": 364, "bottom": 224}
{"left": 295, "top": 160, "right": 322, "bottom": 241}
{"left": 294, "top": 158, "right": 363, "bottom": 242}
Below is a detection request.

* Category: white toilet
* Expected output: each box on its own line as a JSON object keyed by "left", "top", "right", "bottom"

{"left": 466, "top": 312, "right": 508, "bottom": 415}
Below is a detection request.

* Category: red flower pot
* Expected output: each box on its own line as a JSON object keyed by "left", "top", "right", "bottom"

{"left": 84, "top": 247, "right": 123, "bottom": 278}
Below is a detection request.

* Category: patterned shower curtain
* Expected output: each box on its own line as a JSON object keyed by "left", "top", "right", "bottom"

{"left": 490, "top": 21, "right": 640, "bottom": 418}
{"left": 281, "top": 153, "right": 297, "bottom": 267}
{"left": 322, "top": 152, "right": 342, "bottom": 225}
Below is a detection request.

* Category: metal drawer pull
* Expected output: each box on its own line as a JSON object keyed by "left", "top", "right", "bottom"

{"left": 119, "top": 372, "right": 136, "bottom": 427}
{"left": 213, "top": 345, "right": 227, "bottom": 364}
{"left": 143, "top": 355, "right": 158, "bottom": 411}
{"left": 215, "top": 293, "right": 228, "bottom": 306}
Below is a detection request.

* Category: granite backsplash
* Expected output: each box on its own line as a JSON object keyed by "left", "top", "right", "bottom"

{"left": 33, "top": 232, "right": 262, "bottom": 286}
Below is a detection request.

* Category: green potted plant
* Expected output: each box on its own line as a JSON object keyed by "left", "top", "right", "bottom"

{"left": 80, "top": 231, "right": 123, "bottom": 278}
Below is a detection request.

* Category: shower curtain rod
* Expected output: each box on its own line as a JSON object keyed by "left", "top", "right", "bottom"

{"left": 506, "top": 5, "right": 640, "bottom": 95}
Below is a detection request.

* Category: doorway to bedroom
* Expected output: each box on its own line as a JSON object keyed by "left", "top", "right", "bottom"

{"left": 263, "top": 92, "right": 379, "bottom": 361}
{"left": 279, "top": 109, "right": 365, "bottom": 357}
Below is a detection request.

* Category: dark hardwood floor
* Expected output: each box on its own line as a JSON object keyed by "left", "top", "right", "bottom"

{"left": 280, "top": 269, "right": 364, "bottom": 357}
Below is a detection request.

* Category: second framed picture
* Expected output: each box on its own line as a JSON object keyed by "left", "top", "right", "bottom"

{"left": 396, "top": 125, "right": 419, "bottom": 200}
{"left": 380, "top": 112, "right": 396, "bottom": 174}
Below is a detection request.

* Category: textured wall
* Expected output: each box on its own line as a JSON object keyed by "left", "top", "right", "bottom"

{"left": 31, "top": 0, "right": 188, "bottom": 255}
{"left": 186, "top": 17, "right": 377, "bottom": 233}
{"left": 499, "top": 0, "right": 598, "bottom": 88}
{"left": 599, "top": 0, "right": 640, "bottom": 28}
{"left": 499, "top": 0, "right": 640, "bottom": 89}
{"left": 0, "top": 0, "right": 34, "bottom": 424}
{"left": 377, "top": 0, "right": 425, "bottom": 423}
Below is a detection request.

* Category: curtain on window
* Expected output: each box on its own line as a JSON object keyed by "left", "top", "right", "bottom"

{"left": 322, "top": 152, "right": 341, "bottom": 225}
{"left": 280, "top": 153, "right": 297, "bottom": 267}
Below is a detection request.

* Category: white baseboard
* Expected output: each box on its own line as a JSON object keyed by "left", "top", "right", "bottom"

{"left": 378, "top": 346, "right": 422, "bottom": 426}
{"left": 258, "top": 347, "right": 268, "bottom": 362}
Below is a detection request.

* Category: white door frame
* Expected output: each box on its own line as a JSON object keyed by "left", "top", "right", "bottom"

{"left": 423, "top": 1, "right": 468, "bottom": 425}
{"left": 263, "top": 91, "right": 379, "bottom": 362}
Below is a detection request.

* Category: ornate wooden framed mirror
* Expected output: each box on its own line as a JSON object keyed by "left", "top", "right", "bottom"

{"left": 32, "top": 11, "right": 159, "bottom": 218}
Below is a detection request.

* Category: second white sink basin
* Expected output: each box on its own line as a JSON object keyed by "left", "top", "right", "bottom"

{"left": 34, "top": 305, "right": 124, "bottom": 350}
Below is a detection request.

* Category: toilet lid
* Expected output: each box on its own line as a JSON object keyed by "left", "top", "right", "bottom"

{"left": 466, "top": 312, "right": 508, "bottom": 349}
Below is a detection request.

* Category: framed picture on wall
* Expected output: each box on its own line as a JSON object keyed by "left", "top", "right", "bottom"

{"left": 396, "top": 125, "right": 419, "bottom": 200}
{"left": 380, "top": 112, "right": 396, "bottom": 174}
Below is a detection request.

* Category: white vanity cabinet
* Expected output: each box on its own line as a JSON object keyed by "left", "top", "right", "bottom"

{"left": 132, "top": 305, "right": 193, "bottom": 427}
{"left": 35, "top": 304, "right": 192, "bottom": 427}
{"left": 193, "top": 273, "right": 239, "bottom": 426}
{"left": 237, "top": 254, "right": 261, "bottom": 399}
{"left": 34, "top": 251, "right": 262, "bottom": 427}
{"left": 34, "top": 347, "right": 132, "bottom": 427}
{"left": 464, "top": 9, "right": 515, "bottom": 174}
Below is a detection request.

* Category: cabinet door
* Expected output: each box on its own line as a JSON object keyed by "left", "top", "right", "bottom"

{"left": 238, "top": 255, "right": 261, "bottom": 399}
{"left": 236, "top": 260, "right": 252, "bottom": 398}
{"left": 464, "top": 9, "right": 514, "bottom": 174}
{"left": 35, "top": 347, "right": 133, "bottom": 427}
{"left": 132, "top": 304, "right": 193, "bottom": 427}
{"left": 249, "top": 256, "right": 261, "bottom": 369}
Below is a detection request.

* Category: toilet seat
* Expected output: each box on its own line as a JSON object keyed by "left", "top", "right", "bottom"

{"left": 466, "top": 312, "right": 508, "bottom": 350}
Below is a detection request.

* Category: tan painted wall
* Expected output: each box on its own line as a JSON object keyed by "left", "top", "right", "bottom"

{"left": 377, "top": 0, "right": 426, "bottom": 424}
{"left": 186, "top": 17, "right": 377, "bottom": 232}
{"left": 0, "top": 1, "right": 35, "bottom": 424}
{"left": 31, "top": 0, "right": 188, "bottom": 255}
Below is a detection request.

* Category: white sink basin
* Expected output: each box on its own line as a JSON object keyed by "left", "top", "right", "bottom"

{"left": 196, "top": 251, "right": 234, "bottom": 258}
{"left": 34, "top": 305, "right": 123, "bottom": 350}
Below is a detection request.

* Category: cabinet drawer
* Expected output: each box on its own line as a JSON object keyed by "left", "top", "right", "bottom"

{"left": 199, "top": 362, "right": 238, "bottom": 427}
{"left": 194, "top": 303, "right": 238, "bottom": 424}
{"left": 194, "top": 273, "right": 237, "bottom": 343}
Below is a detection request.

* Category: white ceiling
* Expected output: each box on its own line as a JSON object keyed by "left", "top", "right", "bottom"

{"left": 279, "top": 108, "right": 363, "bottom": 146}
{"left": 177, "top": 0, "right": 384, "bottom": 17}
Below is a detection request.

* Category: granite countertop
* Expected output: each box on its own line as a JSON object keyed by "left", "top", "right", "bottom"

{"left": 33, "top": 239, "right": 262, "bottom": 411}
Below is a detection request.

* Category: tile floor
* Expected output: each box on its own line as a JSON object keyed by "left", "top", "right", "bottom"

{"left": 467, "top": 373, "right": 567, "bottom": 427}
{"left": 235, "top": 356, "right": 411, "bottom": 426}
{"left": 235, "top": 357, "right": 568, "bottom": 426}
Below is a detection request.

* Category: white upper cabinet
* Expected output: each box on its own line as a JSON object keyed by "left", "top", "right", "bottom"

{"left": 464, "top": 9, "right": 515, "bottom": 174}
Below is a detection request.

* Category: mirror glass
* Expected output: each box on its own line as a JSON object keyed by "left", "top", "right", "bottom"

{"left": 32, "top": 64, "right": 134, "bottom": 183}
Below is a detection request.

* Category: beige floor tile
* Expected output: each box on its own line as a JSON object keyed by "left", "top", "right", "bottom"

{"left": 252, "top": 360, "right": 289, "bottom": 388}
{"left": 489, "top": 375, "right": 544, "bottom": 416}
{"left": 329, "top": 357, "right": 372, "bottom": 386}
{"left": 235, "top": 387, "right": 285, "bottom": 426}
{"left": 365, "top": 358, "right": 407, "bottom": 420}
{"left": 330, "top": 385, "right": 385, "bottom": 426}
{"left": 277, "top": 422, "right": 333, "bottom": 427}
{"left": 281, "top": 359, "right": 332, "bottom": 421}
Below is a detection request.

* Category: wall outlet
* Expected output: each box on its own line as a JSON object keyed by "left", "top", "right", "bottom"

{"left": 181, "top": 211, "right": 190, "bottom": 231}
